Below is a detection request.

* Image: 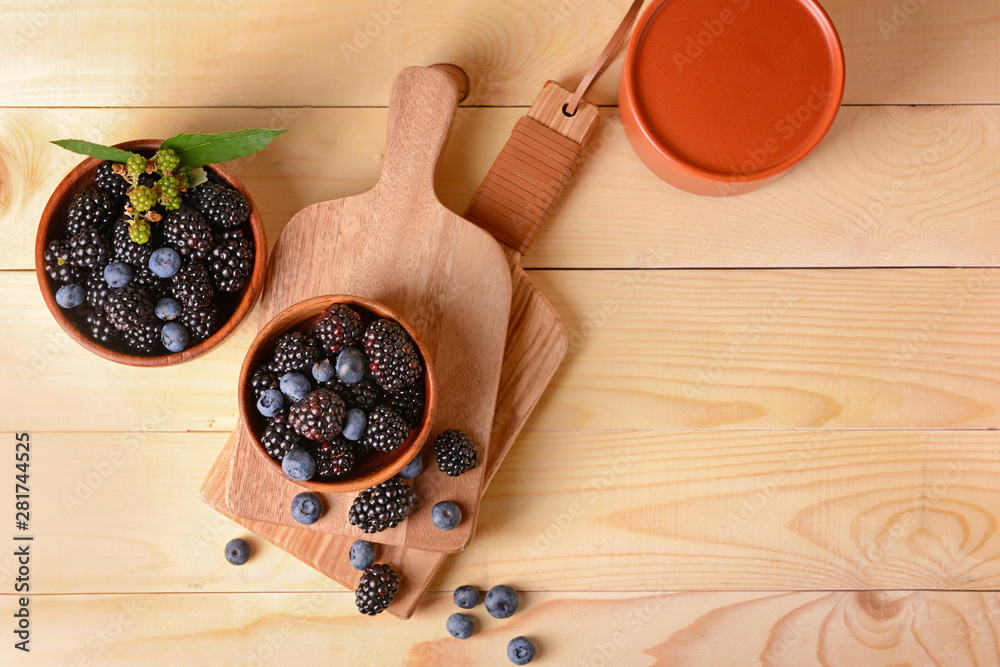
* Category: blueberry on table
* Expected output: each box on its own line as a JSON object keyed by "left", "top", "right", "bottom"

{"left": 398, "top": 454, "right": 423, "bottom": 480}
{"left": 349, "top": 539, "right": 376, "bottom": 571}
{"left": 291, "top": 492, "right": 323, "bottom": 524}
{"left": 431, "top": 501, "right": 462, "bottom": 531}
{"left": 507, "top": 636, "right": 536, "bottom": 665}
{"left": 485, "top": 585, "right": 520, "bottom": 619}
{"left": 446, "top": 612, "right": 476, "bottom": 639}
{"left": 453, "top": 585, "right": 479, "bottom": 609}
{"left": 224, "top": 538, "right": 251, "bottom": 565}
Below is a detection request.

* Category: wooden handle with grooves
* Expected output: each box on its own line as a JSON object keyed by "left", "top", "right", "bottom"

{"left": 464, "top": 81, "right": 601, "bottom": 256}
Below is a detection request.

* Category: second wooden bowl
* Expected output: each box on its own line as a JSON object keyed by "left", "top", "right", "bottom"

{"left": 238, "top": 295, "right": 437, "bottom": 494}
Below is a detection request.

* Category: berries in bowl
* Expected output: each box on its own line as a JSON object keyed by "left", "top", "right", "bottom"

{"left": 35, "top": 130, "right": 284, "bottom": 366}
{"left": 239, "top": 295, "right": 437, "bottom": 494}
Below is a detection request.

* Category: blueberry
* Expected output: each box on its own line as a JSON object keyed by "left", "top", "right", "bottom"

{"left": 149, "top": 247, "right": 182, "bottom": 278}
{"left": 453, "top": 585, "right": 479, "bottom": 609}
{"left": 154, "top": 297, "right": 182, "bottom": 321}
{"left": 290, "top": 492, "right": 323, "bottom": 525}
{"left": 507, "top": 636, "right": 536, "bottom": 665}
{"left": 485, "top": 585, "right": 519, "bottom": 619}
{"left": 256, "top": 388, "right": 285, "bottom": 418}
{"left": 349, "top": 539, "right": 376, "bottom": 571}
{"left": 282, "top": 448, "right": 316, "bottom": 482}
{"left": 279, "top": 372, "right": 312, "bottom": 402}
{"left": 342, "top": 408, "right": 366, "bottom": 441}
{"left": 431, "top": 501, "right": 462, "bottom": 531}
{"left": 398, "top": 454, "right": 424, "bottom": 480}
{"left": 312, "top": 358, "right": 335, "bottom": 383}
{"left": 336, "top": 347, "right": 366, "bottom": 384}
{"left": 55, "top": 284, "right": 85, "bottom": 309}
{"left": 224, "top": 538, "right": 251, "bottom": 565}
{"left": 446, "top": 612, "right": 476, "bottom": 640}
{"left": 103, "top": 261, "right": 133, "bottom": 288}
{"left": 161, "top": 322, "right": 189, "bottom": 352}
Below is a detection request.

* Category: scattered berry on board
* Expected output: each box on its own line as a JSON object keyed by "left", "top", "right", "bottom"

{"left": 453, "top": 585, "right": 479, "bottom": 609}
{"left": 485, "top": 585, "right": 520, "bottom": 619}
{"left": 434, "top": 429, "right": 478, "bottom": 477}
{"left": 348, "top": 539, "right": 376, "bottom": 571}
{"left": 348, "top": 476, "right": 416, "bottom": 533}
{"left": 355, "top": 564, "right": 399, "bottom": 615}
{"left": 398, "top": 454, "right": 423, "bottom": 480}
{"left": 446, "top": 613, "right": 476, "bottom": 639}
{"left": 507, "top": 637, "right": 536, "bottom": 665}
{"left": 290, "top": 491, "right": 323, "bottom": 525}
{"left": 430, "top": 501, "right": 462, "bottom": 531}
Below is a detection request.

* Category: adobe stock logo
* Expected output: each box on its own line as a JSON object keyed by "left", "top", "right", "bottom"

{"left": 672, "top": 0, "right": 752, "bottom": 73}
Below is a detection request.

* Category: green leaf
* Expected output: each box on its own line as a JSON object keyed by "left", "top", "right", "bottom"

{"left": 50, "top": 139, "right": 139, "bottom": 164}
{"left": 189, "top": 167, "right": 209, "bottom": 189}
{"left": 160, "top": 128, "right": 288, "bottom": 167}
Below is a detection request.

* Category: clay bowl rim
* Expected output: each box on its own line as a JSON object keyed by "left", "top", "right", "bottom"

{"left": 34, "top": 139, "right": 268, "bottom": 367}
{"left": 238, "top": 294, "right": 438, "bottom": 494}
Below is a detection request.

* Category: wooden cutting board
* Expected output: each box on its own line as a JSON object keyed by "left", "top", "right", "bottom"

{"left": 221, "top": 66, "right": 512, "bottom": 553}
{"left": 202, "top": 82, "right": 599, "bottom": 618}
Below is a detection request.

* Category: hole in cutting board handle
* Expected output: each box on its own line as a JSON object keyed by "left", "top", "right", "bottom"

{"left": 429, "top": 64, "right": 470, "bottom": 104}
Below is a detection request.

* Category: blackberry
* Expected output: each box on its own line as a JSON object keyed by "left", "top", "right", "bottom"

{"left": 111, "top": 216, "right": 155, "bottom": 267}
{"left": 271, "top": 331, "right": 321, "bottom": 374}
{"left": 383, "top": 382, "right": 425, "bottom": 429}
{"left": 310, "top": 304, "right": 364, "bottom": 355}
{"left": 85, "top": 311, "right": 120, "bottom": 344}
{"left": 261, "top": 417, "right": 307, "bottom": 460}
{"left": 363, "top": 319, "right": 423, "bottom": 392}
{"left": 65, "top": 190, "right": 117, "bottom": 237}
{"left": 132, "top": 263, "right": 170, "bottom": 301}
{"left": 68, "top": 228, "right": 109, "bottom": 269}
{"left": 288, "top": 389, "right": 345, "bottom": 441}
{"left": 121, "top": 319, "right": 162, "bottom": 353}
{"left": 348, "top": 477, "right": 416, "bottom": 533}
{"left": 362, "top": 407, "right": 409, "bottom": 453}
{"left": 171, "top": 262, "right": 215, "bottom": 309}
{"left": 179, "top": 303, "right": 219, "bottom": 342}
{"left": 162, "top": 205, "right": 213, "bottom": 260}
{"left": 322, "top": 377, "right": 381, "bottom": 411}
{"left": 208, "top": 233, "right": 254, "bottom": 293}
{"left": 94, "top": 161, "right": 130, "bottom": 201}
{"left": 84, "top": 269, "right": 115, "bottom": 312}
{"left": 104, "top": 285, "right": 152, "bottom": 331}
{"left": 355, "top": 564, "right": 399, "bottom": 616}
{"left": 189, "top": 182, "right": 250, "bottom": 229}
{"left": 43, "top": 239, "right": 82, "bottom": 284}
{"left": 314, "top": 438, "right": 356, "bottom": 478}
{"left": 434, "top": 429, "right": 478, "bottom": 477}
{"left": 250, "top": 366, "right": 279, "bottom": 400}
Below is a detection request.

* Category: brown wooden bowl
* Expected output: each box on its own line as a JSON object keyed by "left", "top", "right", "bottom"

{"left": 238, "top": 295, "right": 437, "bottom": 494}
{"left": 34, "top": 139, "right": 267, "bottom": 366}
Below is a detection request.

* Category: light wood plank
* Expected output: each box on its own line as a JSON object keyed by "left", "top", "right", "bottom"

{"left": 4, "top": 105, "right": 1000, "bottom": 272}
{"left": 1, "top": 0, "right": 997, "bottom": 107}
{"left": 7, "top": 430, "right": 1000, "bottom": 594}
{"left": 3, "top": 590, "right": 1000, "bottom": 665}
{"left": 4, "top": 267, "right": 1000, "bottom": 432}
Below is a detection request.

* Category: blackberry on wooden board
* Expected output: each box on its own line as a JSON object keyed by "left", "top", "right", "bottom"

{"left": 434, "top": 429, "right": 478, "bottom": 477}
{"left": 363, "top": 319, "right": 423, "bottom": 392}
{"left": 355, "top": 564, "right": 399, "bottom": 615}
{"left": 85, "top": 311, "right": 120, "bottom": 344}
{"left": 314, "top": 438, "right": 356, "bottom": 479}
{"left": 84, "top": 269, "right": 116, "bottom": 312}
{"left": 94, "top": 160, "right": 130, "bottom": 201}
{"left": 310, "top": 304, "right": 364, "bottom": 355}
{"left": 121, "top": 319, "right": 162, "bottom": 353}
{"left": 179, "top": 303, "right": 219, "bottom": 342}
{"left": 321, "top": 377, "right": 382, "bottom": 411}
{"left": 261, "top": 417, "right": 307, "bottom": 460}
{"left": 171, "top": 262, "right": 215, "bottom": 309}
{"left": 348, "top": 476, "right": 416, "bottom": 533}
{"left": 382, "top": 382, "right": 425, "bottom": 429}
{"left": 250, "top": 366, "right": 279, "bottom": 400}
{"left": 111, "top": 216, "right": 155, "bottom": 267}
{"left": 68, "top": 228, "right": 109, "bottom": 269}
{"left": 209, "top": 234, "right": 254, "bottom": 293}
{"left": 288, "top": 389, "right": 345, "bottom": 441}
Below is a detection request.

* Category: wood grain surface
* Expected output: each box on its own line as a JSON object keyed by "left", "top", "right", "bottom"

{"left": 3, "top": 0, "right": 1000, "bottom": 662}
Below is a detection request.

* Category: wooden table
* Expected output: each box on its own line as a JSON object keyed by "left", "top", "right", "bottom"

{"left": 2, "top": 1, "right": 1000, "bottom": 664}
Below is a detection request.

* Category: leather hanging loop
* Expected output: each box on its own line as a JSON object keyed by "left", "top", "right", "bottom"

{"left": 564, "top": 0, "right": 646, "bottom": 117}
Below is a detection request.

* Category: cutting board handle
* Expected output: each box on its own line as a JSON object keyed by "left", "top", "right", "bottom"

{"left": 375, "top": 66, "right": 462, "bottom": 201}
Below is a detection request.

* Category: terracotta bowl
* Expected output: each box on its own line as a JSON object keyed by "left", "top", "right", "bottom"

{"left": 35, "top": 139, "right": 267, "bottom": 366}
{"left": 239, "top": 295, "right": 437, "bottom": 494}
{"left": 619, "top": 0, "right": 846, "bottom": 196}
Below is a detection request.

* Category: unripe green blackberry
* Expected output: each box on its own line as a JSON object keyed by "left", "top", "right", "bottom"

{"left": 126, "top": 154, "right": 148, "bottom": 178}
{"left": 129, "top": 185, "right": 157, "bottom": 212}
{"left": 157, "top": 174, "right": 180, "bottom": 209}
{"left": 175, "top": 165, "right": 193, "bottom": 190}
{"left": 153, "top": 148, "right": 180, "bottom": 173}
{"left": 129, "top": 220, "right": 151, "bottom": 245}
